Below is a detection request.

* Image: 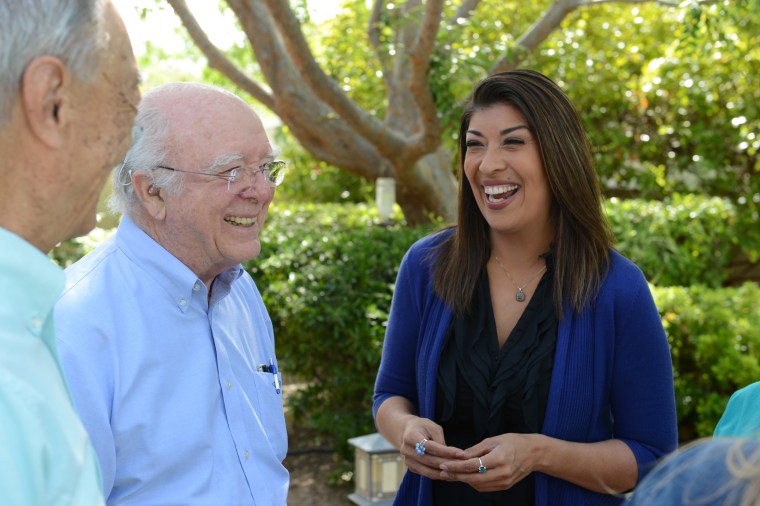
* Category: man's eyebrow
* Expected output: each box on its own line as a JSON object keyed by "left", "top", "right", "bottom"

{"left": 205, "top": 153, "right": 245, "bottom": 172}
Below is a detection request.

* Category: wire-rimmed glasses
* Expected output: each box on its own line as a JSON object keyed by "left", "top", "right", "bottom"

{"left": 155, "top": 161, "right": 287, "bottom": 193}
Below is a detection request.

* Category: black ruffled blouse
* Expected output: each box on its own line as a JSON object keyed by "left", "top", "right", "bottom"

{"left": 432, "top": 259, "right": 558, "bottom": 506}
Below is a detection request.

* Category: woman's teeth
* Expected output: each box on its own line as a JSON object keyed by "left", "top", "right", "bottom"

{"left": 484, "top": 184, "right": 518, "bottom": 203}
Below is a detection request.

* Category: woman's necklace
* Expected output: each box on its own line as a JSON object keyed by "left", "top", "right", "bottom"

{"left": 493, "top": 255, "right": 547, "bottom": 302}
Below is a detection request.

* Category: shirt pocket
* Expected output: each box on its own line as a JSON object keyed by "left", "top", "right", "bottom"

{"left": 251, "top": 368, "right": 288, "bottom": 459}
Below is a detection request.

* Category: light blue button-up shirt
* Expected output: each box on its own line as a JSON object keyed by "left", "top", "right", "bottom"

{"left": 55, "top": 216, "right": 288, "bottom": 505}
{"left": 0, "top": 227, "right": 104, "bottom": 506}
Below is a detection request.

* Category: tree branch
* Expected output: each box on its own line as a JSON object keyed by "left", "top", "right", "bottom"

{"left": 582, "top": 0, "right": 717, "bottom": 5}
{"left": 258, "top": 0, "right": 405, "bottom": 154}
{"left": 490, "top": 0, "right": 720, "bottom": 74}
{"left": 368, "top": 0, "right": 385, "bottom": 51}
{"left": 164, "top": 0, "right": 275, "bottom": 110}
{"left": 451, "top": 0, "right": 484, "bottom": 24}
{"left": 367, "top": 0, "right": 393, "bottom": 81}
{"left": 403, "top": 0, "right": 446, "bottom": 161}
{"left": 490, "top": 0, "right": 579, "bottom": 74}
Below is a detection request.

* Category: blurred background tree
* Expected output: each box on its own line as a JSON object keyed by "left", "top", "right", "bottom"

{"left": 131, "top": 0, "right": 757, "bottom": 225}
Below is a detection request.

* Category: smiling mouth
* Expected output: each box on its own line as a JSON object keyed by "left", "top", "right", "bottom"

{"left": 484, "top": 184, "right": 519, "bottom": 203}
{"left": 224, "top": 216, "right": 256, "bottom": 227}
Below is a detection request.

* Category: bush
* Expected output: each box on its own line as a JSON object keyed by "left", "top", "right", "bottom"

{"left": 249, "top": 199, "right": 759, "bottom": 459}
{"left": 606, "top": 194, "right": 752, "bottom": 287}
{"left": 50, "top": 199, "right": 760, "bottom": 470}
{"left": 653, "top": 283, "right": 760, "bottom": 440}
{"left": 247, "top": 202, "right": 437, "bottom": 464}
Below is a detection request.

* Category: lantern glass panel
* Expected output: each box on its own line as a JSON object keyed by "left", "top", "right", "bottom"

{"left": 354, "top": 449, "right": 369, "bottom": 498}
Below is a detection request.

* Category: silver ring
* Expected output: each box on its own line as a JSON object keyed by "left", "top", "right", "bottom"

{"left": 478, "top": 457, "right": 487, "bottom": 473}
{"left": 415, "top": 438, "right": 428, "bottom": 456}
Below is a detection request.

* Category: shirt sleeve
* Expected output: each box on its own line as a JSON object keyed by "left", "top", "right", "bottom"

{"left": 57, "top": 334, "right": 117, "bottom": 497}
{"left": 609, "top": 269, "right": 678, "bottom": 481}
{"left": 372, "top": 245, "right": 424, "bottom": 419}
{"left": 714, "top": 381, "right": 760, "bottom": 438}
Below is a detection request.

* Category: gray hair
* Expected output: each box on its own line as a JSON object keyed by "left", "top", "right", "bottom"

{"left": 109, "top": 96, "right": 179, "bottom": 217}
{"left": 110, "top": 82, "right": 254, "bottom": 217}
{"left": 0, "top": 0, "right": 109, "bottom": 124}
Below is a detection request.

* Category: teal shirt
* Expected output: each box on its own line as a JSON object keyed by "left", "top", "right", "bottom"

{"left": 0, "top": 228, "right": 104, "bottom": 505}
{"left": 714, "top": 381, "right": 760, "bottom": 439}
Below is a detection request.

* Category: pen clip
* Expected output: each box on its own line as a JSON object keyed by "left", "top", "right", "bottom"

{"left": 269, "top": 358, "right": 281, "bottom": 395}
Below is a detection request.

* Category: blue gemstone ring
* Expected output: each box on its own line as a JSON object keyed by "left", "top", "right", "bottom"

{"left": 478, "top": 457, "right": 487, "bottom": 473}
{"left": 415, "top": 438, "right": 428, "bottom": 456}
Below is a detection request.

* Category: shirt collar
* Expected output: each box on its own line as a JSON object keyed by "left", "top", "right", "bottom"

{"left": 115, "top": 216, "right": 243, "bottom": 312}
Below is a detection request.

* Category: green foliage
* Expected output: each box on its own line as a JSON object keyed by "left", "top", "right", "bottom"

{"left": 49, "top": 227, "right": 116, "bottom": 268}
{"left": 276, "top": 0, "right": 760, "bottom": 205}
{"left": 245, "top": 199, "right": 757, "bottom": 463}
{"left": 272, "top": 126, "right": 374, "bottom": 204}
{"left": 654, "top": 283, "right": 760, "bottom": 440}
{"left": 247, "top": 203, "right": 437, "bottom": 463}
{"left": 605, "top": 195, "right": 757, "bottom": 287}
{"left": 48, "top": 199, "right": 760, "bottom": 473}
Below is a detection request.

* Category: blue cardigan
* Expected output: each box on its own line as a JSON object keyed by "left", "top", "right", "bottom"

{"left": 373, "top": 231, "right": 677, "bottom": 506}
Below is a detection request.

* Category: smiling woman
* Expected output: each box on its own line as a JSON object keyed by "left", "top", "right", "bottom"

{"left": 372, "top": 69, "right": 678, "bottom": 506}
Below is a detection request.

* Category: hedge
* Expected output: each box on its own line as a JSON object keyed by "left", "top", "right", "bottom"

{"left": 246, "top": 197, "right": 760, "bottom": 464}
{"left": 49, "top": 196, "right": 760, "bottom": 466}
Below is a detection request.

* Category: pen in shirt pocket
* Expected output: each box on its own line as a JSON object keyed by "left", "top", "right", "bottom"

{"left": 257, "top": 358, "right": 281, "bottom": 395}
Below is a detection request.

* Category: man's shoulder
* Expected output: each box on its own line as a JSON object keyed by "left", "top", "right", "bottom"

{"left": 731, "top": 380, "right": 760, "bottom": 401}
{"left": 60, "top": 238, "right": 120, "bottom": 299}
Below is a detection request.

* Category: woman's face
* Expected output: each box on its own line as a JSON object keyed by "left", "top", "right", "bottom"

{"left": 463, "top": 103, "right": 553, "bottom": 238}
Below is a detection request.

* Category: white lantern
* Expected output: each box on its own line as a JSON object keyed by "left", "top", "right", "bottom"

{"left": 375, "top": 177, "right": 396, "bottom": 224}
{"left": 347, "top": 432, "right": 406, "bottom": 505}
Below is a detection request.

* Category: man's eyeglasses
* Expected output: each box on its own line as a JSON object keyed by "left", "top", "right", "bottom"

{"left": 155, "top": 161, "right": 287, "bottom": 193}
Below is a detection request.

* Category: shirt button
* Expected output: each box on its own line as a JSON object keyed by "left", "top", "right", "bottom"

{"left": 245, "top": 449, "right": 250, "bottom": 460}
{"left": 179, "top": 298, "right": 187, "bottom": 307}
{"left": 30, "top": 314, "right": 43, "bottom": 330}
{"left": 192, "top": 283, "right": 201, "bottom": 292}
{"left": 226, "top": 380, "right": 232, "bottom": 390}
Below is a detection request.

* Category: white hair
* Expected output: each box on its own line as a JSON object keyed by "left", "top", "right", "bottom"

{"left": 109, "top": 82, "right": 248, "bottom": 217}
{"left": 0, "top": 0, "right": 109, "bottom": 124}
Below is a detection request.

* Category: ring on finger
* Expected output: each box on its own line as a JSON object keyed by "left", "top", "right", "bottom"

{"left": 415, "top": 438, "right": 429, "bottom": 456}
{"left": 478, "top": 457, "right": 487, "bottom": 473}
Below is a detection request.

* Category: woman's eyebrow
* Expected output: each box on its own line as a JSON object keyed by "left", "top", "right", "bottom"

{"left": 466, "top": 125, "right": 529, "bottom": 137}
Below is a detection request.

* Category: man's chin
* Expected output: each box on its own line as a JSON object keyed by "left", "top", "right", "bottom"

{"left": 66, "top": 214, "right": 98, "bottom": 244}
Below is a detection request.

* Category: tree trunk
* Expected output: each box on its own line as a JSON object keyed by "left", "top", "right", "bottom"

{"left": 396, "top": 147, "right": 457, "bottom": 225}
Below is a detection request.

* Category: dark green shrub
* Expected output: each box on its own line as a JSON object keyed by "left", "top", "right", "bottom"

{"left": 653, "top": 283, "right": 760, "bottom": 441}
{"left": 247, "top": 202, "right": 437, "bottom": 463}
{"left": 606, "top": 194, "right": 754, "bottom": 287}
{"left": 49, "top": 200, "right": 760, "bottom": 472}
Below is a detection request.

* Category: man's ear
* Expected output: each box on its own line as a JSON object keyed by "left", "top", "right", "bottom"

{"left": 20, "top": 56, "right": 69, "bottom": 149}
{"left": 131, "top": 171, "right": 167, "bottom": 221}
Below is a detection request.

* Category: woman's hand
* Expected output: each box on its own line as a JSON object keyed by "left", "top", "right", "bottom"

{"left": 438, "top": 433, "right": 540, "bottom": 492}
{"left": 398, "top": 416, "right": 464, "bottom": 481}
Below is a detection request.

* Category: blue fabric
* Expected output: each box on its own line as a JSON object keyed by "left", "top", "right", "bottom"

{"left": 55, "top": 216, "right": 288, "bottom": 506}
{"left": 624, "top": 438, "right": 760, "bottom": 505}
{"left": 714, "top": 381, "right": 760, "bottom": 440}
{"left": 373, "top": 230, "right": 678, "bottom": 506}
{"left": 0, "top": 227, "right": 104, "bottom": 506}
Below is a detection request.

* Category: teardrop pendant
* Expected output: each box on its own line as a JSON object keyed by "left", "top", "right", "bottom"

{"left": 515, "top": 288, "right": 526, "bottom": 302}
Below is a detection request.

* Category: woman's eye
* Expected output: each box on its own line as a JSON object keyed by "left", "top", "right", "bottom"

{"left": 503, "top": 138, "right": 525, "bottom": 146}
{"left": 465, "top": 140, "right": 482, "bottom": 148}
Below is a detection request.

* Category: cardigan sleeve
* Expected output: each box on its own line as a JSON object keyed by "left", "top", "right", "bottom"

{"left": 372, "top": 241, "right": 425, "bottom": 419}
{"left": 607, "top": 260, "right": 678, "bottom": 481}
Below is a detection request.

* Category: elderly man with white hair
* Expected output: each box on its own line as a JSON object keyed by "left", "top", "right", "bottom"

{"left": 55, "top": 82, "right": 289, "bottom": 505}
